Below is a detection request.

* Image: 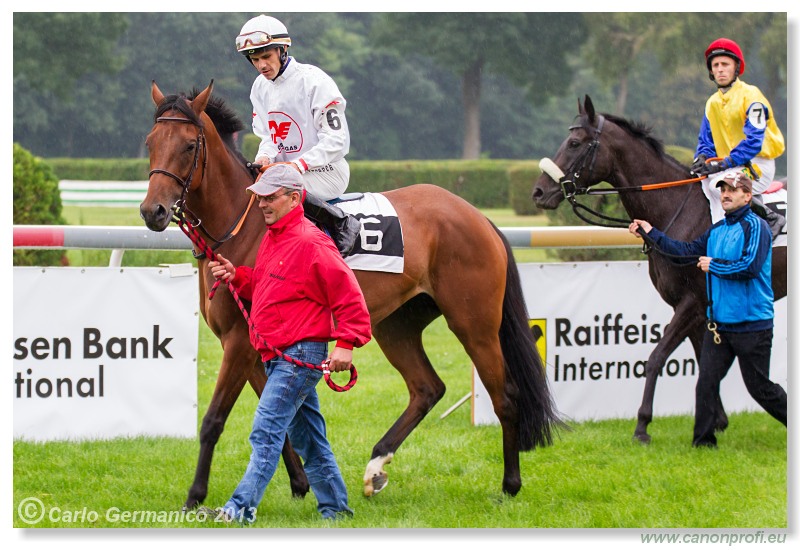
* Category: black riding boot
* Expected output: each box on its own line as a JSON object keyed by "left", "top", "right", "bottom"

{"left": 302, "top": 193, "right": 361, "bottom": 257}
{"left": 750, "top": 195, "right": 786, "bottom": 240}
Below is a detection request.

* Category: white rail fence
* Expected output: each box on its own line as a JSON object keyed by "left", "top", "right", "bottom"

{"left": 13, "top": 224, "right": 642, "bottom": 267}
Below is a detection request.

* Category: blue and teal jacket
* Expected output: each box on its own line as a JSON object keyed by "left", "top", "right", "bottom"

{"left": 647, "top": 204, "right": 773, "bottom": 332}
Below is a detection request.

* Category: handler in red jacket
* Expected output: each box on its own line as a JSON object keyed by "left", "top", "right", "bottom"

{"left": 205, "top": 163, "right": 370, "bottom": 524}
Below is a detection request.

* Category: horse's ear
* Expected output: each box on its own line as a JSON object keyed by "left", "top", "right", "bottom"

{"left": 584, "top": 95, "right": 596, "bottom": 124}
{"left": 151, "top": 81, "right": 165, "bottom": 106}
{"left": 191, "top": 80, "right": 215, "bottom": 117}
{"left": 577, "top": 97, "right": 584, "bottom": 115}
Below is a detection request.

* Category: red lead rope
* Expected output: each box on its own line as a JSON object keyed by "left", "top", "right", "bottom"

{"left": 175, "top": 215, "right": 357, "bottom": 392}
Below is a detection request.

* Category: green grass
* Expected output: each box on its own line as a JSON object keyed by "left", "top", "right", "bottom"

{"left": 13, "top": 318, "right": 787, "bottom": 529}
{"left": 13, "top": 205, "right": 788, "bottom": 529}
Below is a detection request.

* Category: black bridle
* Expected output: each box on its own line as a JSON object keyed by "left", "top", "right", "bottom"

{"left": 559, "top": 115, "right": 606, "bottom": 201}
{"left": 546, "top": 115, "right": 701, "bottom": 268}
{"left": 551, "top": 115, "right": 698, "bottom": 237}
{"left": 547, "top": 114, "right": 718, "bottom": 339}
{"left": 148, "top": 115, "right": 253, "bottom": 258}
{"left": 148, "top": 115, "right": 207, "bottom": 208}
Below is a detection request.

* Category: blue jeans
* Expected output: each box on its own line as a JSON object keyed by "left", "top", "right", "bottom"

{"left": 223, "top": 341, "right": 353, "bottom": 522}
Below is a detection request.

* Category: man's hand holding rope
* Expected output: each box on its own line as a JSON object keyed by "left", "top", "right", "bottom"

{"left": 628, "top": 219, "right": 653, "bottom": 236}
{"left": 209, "top": 254, "right": 355, "bottom": 374}
{"left": 209, "top": 253, "right": 236, "bottom": 282}
{"left": 630, "top": 220, "right": 713, "bottom": 273}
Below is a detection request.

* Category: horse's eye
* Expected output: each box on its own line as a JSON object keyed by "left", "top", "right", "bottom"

{"left": 568, "top": 139, "right": 581, "bottom": 149}
{"left": 186, "top": 142, "right": 196, "bottom": 153}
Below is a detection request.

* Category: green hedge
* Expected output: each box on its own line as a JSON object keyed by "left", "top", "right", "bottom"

{"left": 349, "top": 160, "right": 524, "bottom": 208}
{"left": 14, "top": 144, "right": 67, "bottom": 266}
{"left": 46, "top": 157, "right": 151, "bottom": 180}
{"left": 43, "top": 146, "right": 694, "bottom": 213}
{"left": 44, "top": 157, "right": 541, "bottom": 210}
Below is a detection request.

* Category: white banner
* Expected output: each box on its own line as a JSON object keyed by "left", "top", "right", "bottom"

{"left": 13, "top": 266, "right": 199, "bottom": 441}
{"left": 473, "top": 262, "right": 788, "bottom": 424}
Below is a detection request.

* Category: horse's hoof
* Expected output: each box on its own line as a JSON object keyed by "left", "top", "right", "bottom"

{"left": 502, "top": 480, "right": 521, "bottom": 497}
{"left": 633, "top": 432, "right": 651, "bottom": 445}
{"left": 182, "top": 500, "right": 199, "bottom": 511}
{"left": 363, "top": 453, "right": 393, "bottom": 497}
{"left": 290, "top": 481, "right": 310, "bottom": 499}
{"left": 364, "top": 473, "right": 388, "bottom": 497}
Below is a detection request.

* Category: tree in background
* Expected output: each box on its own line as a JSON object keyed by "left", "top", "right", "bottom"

{"left": 13, "top": 13, "right": 127, "bottom": 96}
{"left": 13, "top": 13, "right": 128, "bottom": 156}
{"left": 373, "top": 13, "right": 586, "bottom": 159}
{"left": 581, "top": 13, "right": 787, "bottom": 174}
{"left": 580, "top": 13, "right": 656, "bottom": 117}
{"left": 12, "top": 12, "right": 786, "bottom": 170}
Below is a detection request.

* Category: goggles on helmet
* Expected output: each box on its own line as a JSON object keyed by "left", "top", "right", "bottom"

{"left": 236, "top": 30, "right": 290, "bottom": 53}
{"left": 236, "top": 31, "right": 271, "bottom": 51}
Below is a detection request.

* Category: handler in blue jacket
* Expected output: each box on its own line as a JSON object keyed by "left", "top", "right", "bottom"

{"left": 629, "top": 171, "right": 786, "bottom": 448}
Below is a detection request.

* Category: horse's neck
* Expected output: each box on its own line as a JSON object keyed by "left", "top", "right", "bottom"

{"left": 187, "top": 131, "right": 264, "bottom": 263}
{"left": 610, "top": 144, "right": 710, "bottom": 240}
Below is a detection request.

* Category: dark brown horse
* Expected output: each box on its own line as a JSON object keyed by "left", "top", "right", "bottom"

{"left": 532, "top": 95, "right": 787, "bottom": 444}
{"left": 140, "top": 81, "right": 562, "bottom": 508}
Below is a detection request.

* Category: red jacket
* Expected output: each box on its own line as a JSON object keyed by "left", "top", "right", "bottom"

{"left": 231, "top": 204, "right": 371, "bottom": 362}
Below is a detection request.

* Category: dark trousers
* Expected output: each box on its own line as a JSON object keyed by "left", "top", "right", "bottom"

{"left": 693, "top": 328, "right": 787, "bottom": 447}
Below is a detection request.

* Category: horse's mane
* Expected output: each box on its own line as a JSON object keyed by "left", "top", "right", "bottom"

{"left": 154, "top": 89, "right": 252, "bottom": 170}
{"left": 602, "top": 113, "right": 666, "bottom": 157}
{"left": 600, "top": 112, "right": 690, "bottom": 173}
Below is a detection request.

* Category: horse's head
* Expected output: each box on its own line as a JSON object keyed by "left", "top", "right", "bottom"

{"left": 140, "top": 80, "right": 214, "bottom": 231}
{"left": 532, "top": 95, "right": 614, "bottom": 209}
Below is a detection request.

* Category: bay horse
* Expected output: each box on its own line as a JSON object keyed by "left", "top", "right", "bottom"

{"left": 140, "top": 80, "right": 562, "bottom": 508}
{"left": 532, "top": 95, "right": 787, "bottom": 444}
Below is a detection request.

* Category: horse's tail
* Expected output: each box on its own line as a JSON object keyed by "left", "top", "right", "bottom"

{"left": 492, "top": 223, "right": 566, "bottom": 450}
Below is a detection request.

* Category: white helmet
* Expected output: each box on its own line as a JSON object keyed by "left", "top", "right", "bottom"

{"left": 235, "top": 15, "right": 292, "bottom": 55}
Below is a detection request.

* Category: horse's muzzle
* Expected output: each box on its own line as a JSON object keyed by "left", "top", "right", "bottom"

{"left": 532, "top": 180, "right": 564, "bottom": 210}
{"left": 140, "top": 202, "right": 172, "bottom": 232}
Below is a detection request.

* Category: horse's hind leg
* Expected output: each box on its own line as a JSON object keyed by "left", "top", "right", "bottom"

{"left": 462, "top": 334, "right": 522, "bottom": 495}
{"left": 435, "top": 290, "right": 523, "bottom": 495}
{"left": 364, "top": 295, "right": 445, "bottom": 497}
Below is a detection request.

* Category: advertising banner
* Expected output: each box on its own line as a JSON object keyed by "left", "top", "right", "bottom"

{"left": 13, "top": 266, "right": 199, "bottom": 441}
{"left": 473, "top": 261, "right": 788, "bottom": 424}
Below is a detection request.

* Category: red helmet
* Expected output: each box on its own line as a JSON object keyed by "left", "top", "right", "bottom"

{"left": 705, "top": 38, "right": 746, "bottom": 76}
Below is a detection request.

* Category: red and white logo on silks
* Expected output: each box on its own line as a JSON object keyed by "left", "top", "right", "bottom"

{"left": 268, "top": 111, "right": 304, "bottom": 155}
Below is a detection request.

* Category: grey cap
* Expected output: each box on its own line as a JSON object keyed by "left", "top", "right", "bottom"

{"left": 246, "top": 163, "right": 304, "bottom": 196}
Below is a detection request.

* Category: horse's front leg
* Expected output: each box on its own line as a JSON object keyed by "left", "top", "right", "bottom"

{"left": 634, "top": 299, "right": 705, "bottom": 444}
{"left": 185, "top": 341, "right": 252, "bottom": 509}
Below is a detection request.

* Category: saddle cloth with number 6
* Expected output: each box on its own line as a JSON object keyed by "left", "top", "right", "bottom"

{"left": 337, "top": 193, "right": 404, "bottom": 273}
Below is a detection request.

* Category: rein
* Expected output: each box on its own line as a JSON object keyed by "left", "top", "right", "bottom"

{"left": 169, "top": 187, "right": 357, "bottom": 393}
{"left": 542, "top": 118, "right": 721, "bottom": 338}
{"left": 540, "top": 155, "right": 700, "bottom": 237}
{"left": 539, "top": 117, "right": 706, "bottom": 265}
